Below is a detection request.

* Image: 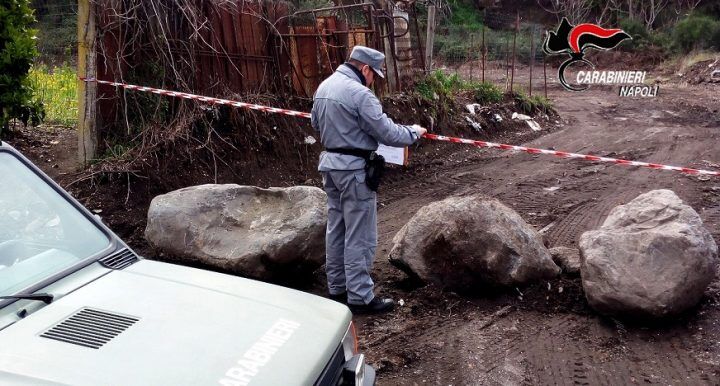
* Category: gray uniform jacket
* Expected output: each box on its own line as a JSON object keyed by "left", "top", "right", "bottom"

{"left": 311, "top": 64, "right": 420, "bottom": 172}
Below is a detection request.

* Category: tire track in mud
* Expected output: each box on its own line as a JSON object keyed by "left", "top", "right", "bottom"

{"left": 516, "top": 313, "right": 720, "bottom": 385}
{"left": 700, "top": 205, "right": 720, "bottom": 242}
{"left": 370, "top": 85, "right": 720, "bottom": 385}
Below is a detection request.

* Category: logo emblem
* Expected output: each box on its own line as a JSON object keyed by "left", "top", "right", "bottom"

{"left": 543, "top": 18, "right": 631, "bottom": 91}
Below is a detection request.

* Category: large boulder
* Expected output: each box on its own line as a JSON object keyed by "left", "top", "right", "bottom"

{"left": 389, "top": 195, "right": 560, "bottom": 290}
{"left": 145, "top": 184, "right": 327, "bottom": 280}
{"left": 579, "top": 189, "right": 718, "bottom": 318}
{"left": 549, "top": 246, "right": 581, "bottom": 275}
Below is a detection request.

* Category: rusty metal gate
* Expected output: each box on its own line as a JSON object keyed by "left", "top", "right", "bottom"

{"left": 94, "top": 0, "right": 423, "bottom": 98}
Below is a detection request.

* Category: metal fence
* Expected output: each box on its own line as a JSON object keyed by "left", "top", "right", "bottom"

{"left": 32, "top": 0, "right": 78, "bottom": 65}
{"left": 92, "top": 0, "right": 424, "bottom": 99}
{"left": 28, "top": 1, "right": 78, "bottom": 126}
{"left": 431, "top": 12, "right": 549, "bottom": 97}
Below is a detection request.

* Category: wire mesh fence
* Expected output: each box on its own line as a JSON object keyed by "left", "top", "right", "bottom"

{"left": 29, "top": 1, "right": 78, "bottom": 126}
{"left": 32, "top": 0, "right": 78, "bottom": 65}
{"left": 431, "top": 12, "right": 549, "bottom": 97}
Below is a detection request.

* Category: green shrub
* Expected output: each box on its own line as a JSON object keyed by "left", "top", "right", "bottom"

{"left": 513, "top": 91, "right": 554, "bottom": 115}
{"left": 712, "top": 24, "right": 720, "bottom": 49}
{"left": 439, "top": 42, "right": 470, "bottom": 64}
{"left": 0, "top": 0, "right": 44, "bottom": 136}
{"left": 447, "top": 0, "right": 483, "bottom": 31}
{"left": 417, "top": 71, "right": 504, "bottom": 106}
{"left": 469, "top": 82, "right": 503, "bottom": 105}
{"left": 618, "top": 18, "right": 649, "bottom": 50}
{"left": 615, "top": 18, "right": 673, "bottom": 53}
{"left": 619, "top": 18, "right": 649, "bottom": 41}
{"left": 673, "top": 14, "right": 720, "bottom": 52}
{"left": 416, "top": 70, "right": 464, "bottom": 101}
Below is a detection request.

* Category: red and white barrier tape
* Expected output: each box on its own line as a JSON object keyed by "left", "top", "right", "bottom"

{"left": 423, "top": 134, "right": 719, "bottom": 176}
{"left": 81, "top": 78, "right": 720, "bottom": 177}
{"left": 81, "top": 78, "right": 311, "bottom": 119}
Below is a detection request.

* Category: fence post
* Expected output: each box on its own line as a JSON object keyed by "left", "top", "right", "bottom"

{"left": 425, "top": 5, "right": 436, "bottom": 73}
{"left": 411, "top": 4, "right": 426, "bottom": 73}
{"left": 77, "top": 0, "right": 97, "bottom": 165}
{"left": 510, "top": 13, "right": 518, "bottom": 93}
{"left": 469, "top": 33, "right": 475, "bottom": 82}
{"left": 529, "top": 26, "right": 534, "bottom": 97}
{"left": 505, "top": 37, "right": 509, "bottom": 91}
{"left": 481, "top": 23, "right": 485, "bottom": 83}
{"left": 543, "top": 32, "right": 548, "bottom": 98}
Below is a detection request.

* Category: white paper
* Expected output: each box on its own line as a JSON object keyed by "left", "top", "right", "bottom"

{"left": 376, "top": 144, "right": 406, "bottom": 166}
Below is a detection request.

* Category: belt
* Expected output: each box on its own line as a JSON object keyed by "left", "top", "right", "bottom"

{"left": 325, "top": 148, "right": 372, "bottom": 160}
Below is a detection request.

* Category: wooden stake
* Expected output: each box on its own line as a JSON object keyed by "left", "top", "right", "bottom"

{"left": 469, "top": 33, "right": 475, "bottom": 82}
{"left": 425, "top": 5, "right": 436, "bottom": 73}
{"left": 77, "top": 0, "right": 97, "bottom": 164}
{"left": 543, "top": 32, "right": 548, "bottom": 98}
{"left": 529, "top": 26, "right": 534, "bottom": 97}
{"left": 510, "top": 12, "right": 518, "bottom": 93}
{"left": 505, "top": 37, "right": 510, "bottom": 91}
{"left": 481, "top": 23, "right": 485, "bottom": 83}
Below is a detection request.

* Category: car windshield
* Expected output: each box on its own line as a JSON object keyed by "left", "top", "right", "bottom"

{"left": 0, "top": 151, "right": 111, "bottom": 297}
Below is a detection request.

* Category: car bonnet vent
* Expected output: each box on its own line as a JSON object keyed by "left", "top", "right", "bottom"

{"left": 40, "top": 308, "right": 139, "bottom": 349}
{"left": 99, "top": 248, "right": 139, "bottom": 269}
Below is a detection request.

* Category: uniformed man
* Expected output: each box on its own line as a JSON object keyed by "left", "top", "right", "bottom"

{"left": 311, "top": 46, "right": 427, "bottom": 314}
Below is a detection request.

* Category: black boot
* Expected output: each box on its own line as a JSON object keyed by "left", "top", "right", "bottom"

{"left": 328, "top": 292, "right": 347, "bottom": 304}
{"left": 349, "top": 297, "right": 395, "bottom": 314}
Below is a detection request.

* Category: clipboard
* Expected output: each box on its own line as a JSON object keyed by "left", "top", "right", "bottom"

{"left": 376, "top": 144, "right": 409, "bottom": 166}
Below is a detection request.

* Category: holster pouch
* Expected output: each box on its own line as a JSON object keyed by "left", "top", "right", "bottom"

{"left": 325, "top": 147, "right": 385, "bottom": 191}
{"left": 364, "top": 151, "right": 385, "bottom": 192}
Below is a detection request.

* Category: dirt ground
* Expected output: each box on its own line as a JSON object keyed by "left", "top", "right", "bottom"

{"left": 358, "top": 82, "right": 720, "bottom": 385}
{"left": 9, "top": 76, "right": 720, "bottom": 384}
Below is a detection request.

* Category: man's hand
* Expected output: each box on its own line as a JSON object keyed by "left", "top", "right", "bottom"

{"left": 411, "top": 124, "right": 428, "bottom": 138}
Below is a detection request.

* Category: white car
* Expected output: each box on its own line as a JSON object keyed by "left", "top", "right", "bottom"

{"left": 0, "top": 142, "right": 375, "bottom": 385}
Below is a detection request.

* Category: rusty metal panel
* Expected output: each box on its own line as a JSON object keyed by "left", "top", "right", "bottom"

{"left": 93, "top": 0, "right": 421, "bottom": 100}
{"left": 290, "top": 25, "right": 323, "bottom": 96}
{"left": 220, "top": 6, "right": 242, "bottom": 91}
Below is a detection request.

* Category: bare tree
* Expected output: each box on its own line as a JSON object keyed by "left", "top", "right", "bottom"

{"left": 609, "top": 0, "right": 673, "bottom": 30}
{"left": 641, "top": 0, "right": 670, "bottom": 29}
{"left": 538, "top": 0, "right": 703, "bottom": 30}
{"left": 595, "top": 1, "right": 614, "bottom": 25}
{"left": 671, "top": 0, "right": 703, "bottom": 23}
{"left": 535, "top": 0, "right": 593, "bottom": 25}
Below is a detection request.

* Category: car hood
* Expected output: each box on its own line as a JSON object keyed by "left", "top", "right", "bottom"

{"left": 0, "top": 260, "right": 351, "bottom": 385}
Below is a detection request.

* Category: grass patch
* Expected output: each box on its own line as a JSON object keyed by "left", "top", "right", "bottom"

{"left": 416, "top": 70, "right": 465, "bottom": 100}
{"left": 28, "top": 64, "right": 77, "bottom": 126}
{"left": 416, "top": 70, "right": 503, "bottom": 105}
{"left": 512, "top": 91, "right": 554, "bottom": 115}
{"left": 677, "top": 51, "right": 719, "bottom": 73}
{"left": 469, "top": 82, "right": 503, "bottom": 105}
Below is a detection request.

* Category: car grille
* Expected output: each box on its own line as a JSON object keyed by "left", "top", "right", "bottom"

{"left": 40, "top": 308, "right": 139, "bottom": 349}
{"left": 99, "top": 248, "right": 139, "bottom": 269}
{"left": 314, "top": 343, "right": 345, "bottom": 386}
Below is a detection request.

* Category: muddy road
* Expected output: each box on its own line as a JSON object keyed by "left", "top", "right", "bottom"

{"left": 11, "top": 79, "right": 720, "bottom": 384}
{"left": 360, "top": 83, "right": 720, "bottom": 385}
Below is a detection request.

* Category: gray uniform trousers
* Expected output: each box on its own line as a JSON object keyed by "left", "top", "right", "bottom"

{"left": 322, "top": 169, "right": 377, "bottom": 305}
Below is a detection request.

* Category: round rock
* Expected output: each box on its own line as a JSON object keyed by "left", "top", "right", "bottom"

{"left": 389, "top": 195, "right": 560, "bottom": 290}
{"left": 145, "top": 184, "right": 327, "bottom": 280}
{"left": 579, "top": 189, "right": 718, "bottom": 318}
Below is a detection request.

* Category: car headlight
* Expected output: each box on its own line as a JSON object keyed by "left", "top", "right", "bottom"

{"left": 341, "top": 321, "right": 358, "bottom": 361}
